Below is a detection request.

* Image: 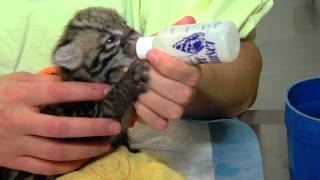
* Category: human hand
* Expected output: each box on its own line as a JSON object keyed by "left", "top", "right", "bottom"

{"left": 134, "top": 16, "right": 201, "bottom": 130}
{"left": 0, "top": 72, "right": 121, "bottom": 175}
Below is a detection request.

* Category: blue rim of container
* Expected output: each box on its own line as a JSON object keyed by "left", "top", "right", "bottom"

{"left": 285, "top": 76, "right": 320, "bottom": 122}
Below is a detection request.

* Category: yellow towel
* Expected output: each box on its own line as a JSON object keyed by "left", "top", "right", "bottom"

{"left": 57, "top": 146, "right": 186, "bottom": 180}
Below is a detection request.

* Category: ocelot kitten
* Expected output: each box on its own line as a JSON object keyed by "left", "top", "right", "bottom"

{"left": 0, "top": 7, "right": 149, "bottom": 180}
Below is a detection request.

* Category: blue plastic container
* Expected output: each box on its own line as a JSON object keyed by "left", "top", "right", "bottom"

{"left": 285, "top": 76, "right": 320, "bottom": 180}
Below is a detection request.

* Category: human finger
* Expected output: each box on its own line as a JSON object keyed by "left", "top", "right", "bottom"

{"left": 173, "top": 16, "right": 196, "bottom": 25}
{"left": 148, "top": 67, "right": 195, "bottom": 105}
{"left": 149, "top": 16, "right": 196, "bottom": 37}
{"left": 146, "top": 49, "right": 201, "bottom": 86}
{"left": 9, "top": 82, "right": 110, "bottom": 106}
{"left": 22, "top": 112, "right": 121, "bottom": 138}
{"left": 13, "top": 156, "right": 86, "bottom": 175}
{"left": 6, "top": 72, "right": 61, "bottom": 82}
{"left": 35, "top": 75, "right": 62, "bottom": 82}
{"left": 138, "top": 91, "right": 184, "bottom": 121}
{"left": 18, "top": 135, "right": 110, "bottom": 161}
{"left": 134, "top": 101, "right": 168, "bottom": 130}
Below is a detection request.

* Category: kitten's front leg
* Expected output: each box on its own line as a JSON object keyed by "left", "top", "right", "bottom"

{"left": 102, "top": 60, "right": 149, "bottom": 119}
{"left": 99, "top": 60, "right": 149, "bottom": 146}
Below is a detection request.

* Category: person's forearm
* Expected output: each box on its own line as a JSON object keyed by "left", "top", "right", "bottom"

{"left": 184, "top": 39, "right": 262, "bottom": 119}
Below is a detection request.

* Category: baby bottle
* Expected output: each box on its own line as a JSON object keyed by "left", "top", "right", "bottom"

{"left": 136, "top": 21, "right": 240, "bottom": 64}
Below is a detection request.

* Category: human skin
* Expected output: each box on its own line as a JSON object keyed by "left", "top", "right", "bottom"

{"left": 0, "top": 73, "right": 121, "bottom": 175}
{"left": 135, "top": 16, "right": 262, "bottom": 128}
{"left": 0, "top": 16, "right": 261, "bottom": 175}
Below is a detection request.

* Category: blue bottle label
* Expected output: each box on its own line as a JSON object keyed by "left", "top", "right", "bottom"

{"left": 172, "top": 32, "right": 219, "bottom": 63}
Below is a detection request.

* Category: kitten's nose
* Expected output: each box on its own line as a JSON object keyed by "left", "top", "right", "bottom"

{"left": 129, "top": 31, "right": 139, "bottom": 41}
{"left": 122, "top": 30, "right": 140, "bottom": 57}
{"left": 128, "top": 31, "right": 139, "bottom": 44}
{"left": 121, "top": 30, "right": 139, "bottom": 46}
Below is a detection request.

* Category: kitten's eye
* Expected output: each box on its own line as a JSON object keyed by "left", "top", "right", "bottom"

{"left": 106, "top": 35, "right": 118, "bottom": 43}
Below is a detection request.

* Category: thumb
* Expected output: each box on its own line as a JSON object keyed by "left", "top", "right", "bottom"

{"left": 173, "top": 16, "right": 196, "bottom": 25}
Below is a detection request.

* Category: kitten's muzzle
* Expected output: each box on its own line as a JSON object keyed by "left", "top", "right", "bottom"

{"left": 128, "top": 31, "right": 139, "bottom": 43}
{"left": 121, "top": 30, "right": 139, "bottom": 57}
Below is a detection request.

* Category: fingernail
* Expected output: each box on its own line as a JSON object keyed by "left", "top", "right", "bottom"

{"left": 101, "top": 142, "right": 111, "bottom": 150}
{"left": 185, "top": 16, "right": 196, "bottom": 23}
{"left": 154, "top": 119, "right": 168, "bottom": 130}
{"left": 147, "top": 50, "right": 159, "bottom": 64}
{"left": 189, "top": 68, "right": 201, "bottom": 86}
{"left": 97, "top": 143, "right": 111, "bottom": 153}
{"left": 191, "top": 73, "right": 200, "bottom": 86}
{"left": 104, "top": 87, "right": 111, "bottom": 95}
{"left": 108, "top": 122, "right": 121, "bottom": 134}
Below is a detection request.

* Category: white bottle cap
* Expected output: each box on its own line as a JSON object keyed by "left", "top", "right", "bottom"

{"left": 136, "top": 36, "right": 156, "bottom": 59}
{"left": 214, "top": 22, "right": 240, "bottom": 62}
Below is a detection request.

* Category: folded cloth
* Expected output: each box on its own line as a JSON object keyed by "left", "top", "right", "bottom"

{"left": 129, "top": 119, "right": 215, "bottom": 180}
{"left": 38, "top": 66, "right": 60, "bottom": 75}
{"left": 57, "top": 146, "right": 186, "bottom": 180}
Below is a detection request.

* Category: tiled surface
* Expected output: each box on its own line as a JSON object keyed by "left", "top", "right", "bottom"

{"left": 240, "top": 110, "right": 289, "bottom": 180}
{"left": 252, "top": 0, "right": 320, "bottom": 110}
{"left": 246, "top": 1, "right": 319, "bottom": 179}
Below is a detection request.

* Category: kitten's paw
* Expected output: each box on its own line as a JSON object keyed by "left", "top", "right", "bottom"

{"left": 128, "top": 60, "right": 150, "bottom": 92}
{"left": 131, "top": 61, "right": 149, "bottom": 82}
{"left": 136, "top": 81, "right": 149, "bottom": 93}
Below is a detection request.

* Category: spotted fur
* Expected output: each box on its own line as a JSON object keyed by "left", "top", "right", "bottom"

{"left": 0, "top": 7, "right": 149, "bottom": 180}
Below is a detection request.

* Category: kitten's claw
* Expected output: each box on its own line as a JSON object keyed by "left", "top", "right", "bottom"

{"left": 130, "top": 61, "right": 149, "bottom": 82}
{"left": 124, "top": 60, "right": 149, "bottom": 94}
{"left": 128, "top": 61, "right": 150, "bottom": 88}
{"left": 136, "top": 81, "right": 149, "bottom": 92}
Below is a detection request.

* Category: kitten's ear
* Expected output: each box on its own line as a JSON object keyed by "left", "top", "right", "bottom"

{"left": 53, "top": 43, "right": 84, "bottom": 70}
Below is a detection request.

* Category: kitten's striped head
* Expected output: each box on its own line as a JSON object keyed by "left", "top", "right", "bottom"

{"left": 53, "top": 7, "right": 139, "bottom": 83}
